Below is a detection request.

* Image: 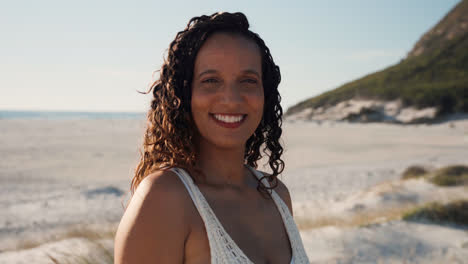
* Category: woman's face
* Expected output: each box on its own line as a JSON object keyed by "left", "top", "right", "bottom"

{"left": 191, "top": 32, "right": 264, "bottom": 150}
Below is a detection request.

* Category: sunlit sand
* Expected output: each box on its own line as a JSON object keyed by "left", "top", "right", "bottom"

{"left": 1, "top": 118, "right": 467, "bottom": 263}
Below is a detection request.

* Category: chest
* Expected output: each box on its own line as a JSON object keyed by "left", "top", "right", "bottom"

{"left": 183, "top": 188, "right": 292, "bottom": 264}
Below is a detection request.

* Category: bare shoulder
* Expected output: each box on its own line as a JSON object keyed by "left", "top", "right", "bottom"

{"left": 114, "top": 169, "right": 192, "bottom": 264}
{"left": 259, "top": 171, "right": 293, "bottom": 216}
{"left": 132, "top": 169, "right": 189, "bottom": 204}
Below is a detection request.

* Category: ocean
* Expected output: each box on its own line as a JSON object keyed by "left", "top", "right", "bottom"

{"left": 0, "top": 110, "right": 146, "bottom": 120}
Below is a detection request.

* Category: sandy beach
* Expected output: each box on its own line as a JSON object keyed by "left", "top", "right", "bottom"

{"left": 1, "top": 117, "right": 467, "bottom": 263}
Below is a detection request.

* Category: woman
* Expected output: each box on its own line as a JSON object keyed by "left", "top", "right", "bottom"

{"left": 114, "top": 12, "right": 310, "bottom": 264}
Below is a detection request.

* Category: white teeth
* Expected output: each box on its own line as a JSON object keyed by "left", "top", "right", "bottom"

{"left": 213, "top": 114, "right": 244, "bottom": 123}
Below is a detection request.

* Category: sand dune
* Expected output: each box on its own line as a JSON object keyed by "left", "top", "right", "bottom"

{"left": 302, "top": 221, "right": 468, "bottom": 264}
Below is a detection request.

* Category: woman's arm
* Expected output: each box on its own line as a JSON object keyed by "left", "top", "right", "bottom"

{"left": 114, "top": 170, "right": 190, "bottom": 264}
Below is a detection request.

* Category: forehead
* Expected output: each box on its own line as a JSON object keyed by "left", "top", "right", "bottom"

{"left": 193, "top": 32, "right": 262, "bottom": 74}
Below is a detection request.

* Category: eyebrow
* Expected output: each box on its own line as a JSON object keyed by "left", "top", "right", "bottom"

{"left": 197, "top": 69, "right": 261, "bottom": 78}
{"left": 242, "top": 69, "right": 261, "bottom": 78}
{"left": 198, "top": 69, "right": 217, "bottom": 78}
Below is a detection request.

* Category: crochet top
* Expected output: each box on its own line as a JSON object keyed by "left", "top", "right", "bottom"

{"left": 170, "top": 165, "right": 310, "bottom": 264}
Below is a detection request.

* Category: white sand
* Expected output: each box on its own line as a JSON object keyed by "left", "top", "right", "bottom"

{"left": 0, "top": 119, "right": 144, "bottom": 252}
{"left": 1, "top": 118, "right": 467, "bottom": 263}
{"left": 302, "top": 221, "right": 468, "bottom": 263}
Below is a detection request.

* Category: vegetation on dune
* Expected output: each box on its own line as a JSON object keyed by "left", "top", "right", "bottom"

{"left": 45, "top": 239, "right": 113, "bottom": 264}
{"left": 401, "top": 165, "right": 429, "bottom": 180}
{"left": 287, "top": 33, "right": 468, "bottom": 116}
{"left": 14, "top": 224, "right": 117, "bottom": 251}
{"left": 402, "top": 200, "right": 468, "bottom": 227}
{"left": 286, "top": 0, "right": 468, "bottom": 117}
{"left": 11, "top": 225, "right": 116, "bottom": 264}
{"left": 400, "top": 164, "right": 468, "bottom": 187}
{"left": 295, "top": 205, "right": 418, "bottom": 230}
{"left": 429, "top": 164, "right": 468, "bottom": 186}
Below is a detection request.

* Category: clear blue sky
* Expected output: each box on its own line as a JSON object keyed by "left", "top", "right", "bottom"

{"left": 0, "top": 0, "right": 461, "bottom": 112}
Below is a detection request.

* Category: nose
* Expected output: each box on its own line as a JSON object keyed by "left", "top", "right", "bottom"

{"left": 219, "top": 83, "right": 243, "bottom": 107}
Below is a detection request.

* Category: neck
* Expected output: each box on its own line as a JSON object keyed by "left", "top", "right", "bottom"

{"left": 194, "top": 141, "right": 256, "bottom": 190}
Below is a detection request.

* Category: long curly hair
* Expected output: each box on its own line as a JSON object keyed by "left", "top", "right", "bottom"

{"left": 131, "top": 11, "right": 284, "bottom": 197}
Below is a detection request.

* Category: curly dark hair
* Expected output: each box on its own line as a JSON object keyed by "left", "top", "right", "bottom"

{"left": 131, "top": 11, "right": 284, "bottom": 197}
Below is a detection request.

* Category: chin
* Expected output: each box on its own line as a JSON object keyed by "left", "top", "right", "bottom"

{"left": 209, "top": 138, "right": 248, "bottom": 149}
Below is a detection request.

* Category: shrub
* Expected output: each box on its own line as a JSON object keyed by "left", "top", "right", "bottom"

{"left": 429, "top": 165, "right": 468, "bottom": 186}
{"left": 402, "top": 200, "right": 468, "bottom": 227}
{"left": 401, "top": 165, "right": 429, "bottom": 180}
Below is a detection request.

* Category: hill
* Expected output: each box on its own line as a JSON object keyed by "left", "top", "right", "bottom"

{"left": 286, "top": 0, "right": 468, "bottom": 124}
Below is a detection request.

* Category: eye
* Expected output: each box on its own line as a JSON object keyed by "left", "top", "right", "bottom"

{"left": 241, "top": 79, "right": 258, "bottom": 84}
{"left": 202, "top": 78, "right": 219, "bottom": 83}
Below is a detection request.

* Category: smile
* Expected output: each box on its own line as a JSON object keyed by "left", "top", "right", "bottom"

{"left": 209, "top": 113, "right": 247, "bottom": 128}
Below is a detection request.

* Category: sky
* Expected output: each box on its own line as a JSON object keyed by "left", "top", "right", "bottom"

{"left": 0, "top": 0, "right": 461, "bottom": 112}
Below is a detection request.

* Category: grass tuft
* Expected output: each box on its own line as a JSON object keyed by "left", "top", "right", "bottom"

{"left": 44, "top": 239, "right": 114, "bottom": 264}
{"left": 401, "top": 165, "right": 429, "bottom": 180}
{"left": 14, "top": 223, "right": 118, "bottom": 251}
{"left": 429, "top": 165, "right": 468, "bottom": 186}
{"left": 295, "top": 205, "right": 416, "bottom": 230}
{"left": 402, "top": 200, "right": 468, "bottom": 227}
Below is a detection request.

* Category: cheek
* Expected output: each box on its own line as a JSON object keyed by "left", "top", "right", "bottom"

{"left": 251, "top": 90, "right": 265, "bottom": 113}
{"left": 190, "top": 91, "right": 211, "bottom": 124}
{"left": 256, "top": 97, "right": 265, "bottom": 115}
{"left": 191, "top": 90, "right": 205, "bottom": 111}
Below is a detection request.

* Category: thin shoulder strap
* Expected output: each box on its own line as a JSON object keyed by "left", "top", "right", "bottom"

{"left": 170, "top": 167, "right": 197, "bottom": 202}
{"left": 245, "top": 164, "right": 276, "bottom": 192}
{"left": 169, "top": 167, "right": 215, "bottom": 227}
{"left": 169, "top": 167, "right": 212, "bottom": 221}
{"left": 245, "top": 165, "right": 310, "bottom": 264}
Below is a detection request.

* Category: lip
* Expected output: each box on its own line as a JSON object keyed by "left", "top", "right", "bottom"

{"left": 209, "top": 113, "right": 247, "bottom": 129}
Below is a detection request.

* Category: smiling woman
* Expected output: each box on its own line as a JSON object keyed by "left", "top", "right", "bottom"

{"left": 191, "top": 32, "right": 264, "bottom": 149}
{"left": 114, "top": 12, "right": 310, "bottom": 264}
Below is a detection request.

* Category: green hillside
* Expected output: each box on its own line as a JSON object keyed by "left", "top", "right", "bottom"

{"left": 286, "top": 0, "right": 468, "bottom": 117}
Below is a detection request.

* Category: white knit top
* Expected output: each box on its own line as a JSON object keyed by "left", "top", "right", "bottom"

{"left": 170, "top": 165, "right": 310, "bottom": 264}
